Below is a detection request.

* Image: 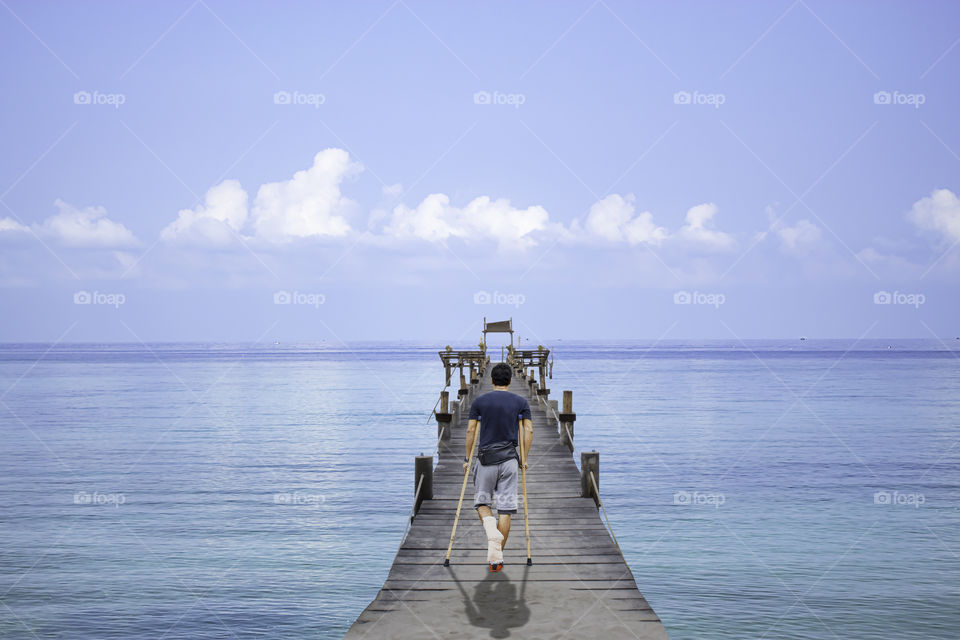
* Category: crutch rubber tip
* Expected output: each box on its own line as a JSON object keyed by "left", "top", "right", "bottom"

{"left": 527, "top": 558, "right": 532, "bottom": 566}
{"left": 443, "top": 558, "right": 450, "bottom": 567}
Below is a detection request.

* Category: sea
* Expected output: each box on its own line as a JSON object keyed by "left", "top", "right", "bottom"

{"left": 0, "top": 339, "right": 957, "bottom": 639}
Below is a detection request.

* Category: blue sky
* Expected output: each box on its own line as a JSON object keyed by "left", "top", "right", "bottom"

{"left": 1, "top": 0, "right": 959, "bottom": 342}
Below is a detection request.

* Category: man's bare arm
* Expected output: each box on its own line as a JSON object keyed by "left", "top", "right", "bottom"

{"left": 464, "top": 419, "right": 479, "bottom": 469}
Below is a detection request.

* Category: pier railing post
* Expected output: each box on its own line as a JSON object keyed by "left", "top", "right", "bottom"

{"left": 537, "top": 371, "right": 550, "bottom": 403}
{"left": 559, "top": 390, "right": 576, "bottom": 451}
{"left": 458, "top": 371, "right": 468, "bottom": 401}
{"left": 547, "top": 399, "right": 559, "bottom": 428}
{"left": 415, "top": 454, "right": 433, "bottom": 515}
{"left": 435, "top": 391, "right": 452, "bottom": 441}
{"left": 580, "top": 451, "right": 599, "bottom": 505}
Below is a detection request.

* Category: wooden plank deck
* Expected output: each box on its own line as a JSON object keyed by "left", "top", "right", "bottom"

{"left": 344, "top": 363, "right": 668, "bottom": 639}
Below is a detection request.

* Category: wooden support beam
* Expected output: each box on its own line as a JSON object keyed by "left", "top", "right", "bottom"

{"left": 560, "top": 390, "right": 576, "bottom": 451}
{"left": 581, "top": 451, "right": 599, "bottom": 505}
{"left": 414, "top": 455, "right": 433, "bottom": 514}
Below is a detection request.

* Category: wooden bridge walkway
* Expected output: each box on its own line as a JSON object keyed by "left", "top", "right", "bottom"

{"left": 344, "top": 351, "right": 668, "bottom": 639}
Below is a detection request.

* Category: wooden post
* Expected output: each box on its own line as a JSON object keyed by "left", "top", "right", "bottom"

{"left": 559, "top": 390, "right": 576, "bottom": 451}
{"left": 537, "top": 369, "right": 549, "bottom": 401}
{"left": 436, "top": 390, "right": 452, "bottom": 442}
{"left": 415, "top": 454, "right": 433, "bottom": 514}
{"left": 458, "top": 371, "right": 468, "bottom": 399}
{"left": 581, "top": 451, "right": 599, "bottom": 505}
{"left": 547, "top": 399, "right": 559, "bottom": 428}
{"left": 444, "top": 362, "right": 451, "bottom": 386}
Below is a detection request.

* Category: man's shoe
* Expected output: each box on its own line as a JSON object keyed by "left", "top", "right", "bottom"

{"left": 489, "top": 562, "right": 503, "bottom": 572}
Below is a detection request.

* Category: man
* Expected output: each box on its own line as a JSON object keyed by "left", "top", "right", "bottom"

{"left": 464, "top": 362, "right": 534, "bottom": 572}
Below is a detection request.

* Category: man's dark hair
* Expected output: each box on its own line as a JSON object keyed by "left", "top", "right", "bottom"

{"left": 491, "top": 362, "right": 512, "bottom": 386}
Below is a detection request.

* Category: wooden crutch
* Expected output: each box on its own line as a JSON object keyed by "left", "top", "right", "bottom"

{"left": 444, "top": 434, "right": 478, "bottom": 566}
{"left": 518, "top": 419, "right": 533, "bottom": 565}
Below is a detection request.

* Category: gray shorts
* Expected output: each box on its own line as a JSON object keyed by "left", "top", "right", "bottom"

{"left": 473, "top": 457, "right": 518, "bottom": 514}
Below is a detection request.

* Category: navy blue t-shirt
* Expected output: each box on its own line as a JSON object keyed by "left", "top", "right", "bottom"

{"left": 469, "top": 390, "right": 532, "bottom": 449}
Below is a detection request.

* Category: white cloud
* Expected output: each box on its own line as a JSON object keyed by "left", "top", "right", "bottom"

{"left": 777, "top": 218, "right": 821, "bottom": 252}
{"left": 37, "top": 199, "right": 139, "bottom": 248}
{"left": 761, "top": 206, "right": 822, "bottom": 254}
{"left": 385, "top": 193, "right": 454, "bottom": 242}
{"left": 161, "top": 179, "right": 248, "bottom": 246}
{"left": 383, "top": 193, "right": 550, "bottom": 250}
{"left": 582, "top": 194, "right": 667, "bottom": 245}
{"left": 908, "top": 188, "right": 960, "bottom": 243}
{"left": 251, "top": 148, "right": 361, "bottom": 241}
{"left": 677, "top": 203, "right": 736, "bottom": 251}
{"left": 462, "top": 196, "right": 549, "bottom": 248}
{"left": 0, "top": 217, "right": 28, "bottom": 233}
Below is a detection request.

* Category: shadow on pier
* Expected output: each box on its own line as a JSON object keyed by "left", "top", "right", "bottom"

{"left": 453, "top": 565, "right": 531, "bottom": 638}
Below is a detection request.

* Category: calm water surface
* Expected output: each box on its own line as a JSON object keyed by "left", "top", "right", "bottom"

{"left": 0, "top": 340, "right": 958, "bottom": 639}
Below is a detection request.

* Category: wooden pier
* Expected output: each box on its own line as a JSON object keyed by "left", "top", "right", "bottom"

{"left": 344, "top": 332, "right": 668, "bottom": 639}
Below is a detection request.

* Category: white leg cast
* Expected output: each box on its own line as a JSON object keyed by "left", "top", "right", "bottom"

{"left": 482, "top": 515, "right": 503, "bottom": 564}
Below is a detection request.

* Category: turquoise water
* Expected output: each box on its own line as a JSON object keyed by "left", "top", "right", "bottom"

{"left": 0, "top": 340, "right": 958, "bottom": 639}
